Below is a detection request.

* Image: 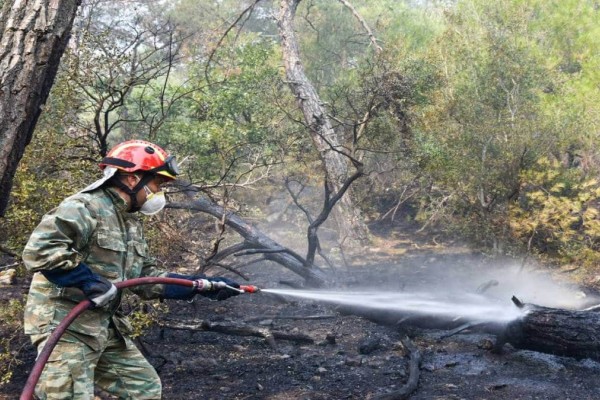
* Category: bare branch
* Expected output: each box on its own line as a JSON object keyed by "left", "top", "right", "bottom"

{"left": 204, "top": 0, "right": 262, "bottom": 84}
{"left": 374, "top": 336, "right": 421, "bottom": 400}
{"left": 232, "top": 256, "right": 268, "bottom": 271}
{"left": 234, "top": 248, "right": 288, "bottom": 256}
{"left": 205, "top": 242, "right": 250, "bottom": 266}
{"left": 337, "top": 0, "right": 382, "bottom": 54}
{"left": 168, "top": 184, "right": 329, "bottom": 285}
{"left": 305, "top": 168, "right": 363, "bottom": 266}
{"left": 161, "top": 318, "right": 314, "bottom": 346}
{"left": 203, "top": 261, "right": 251, "bottom": 281}
{"left": 284, "top": 177, "right": 313, "bottom": 223}
{"left": 234, "top": 247, "right": 308, "bottom": 267}
{"left": 416, "top": 192, "right": 455, "bottom": 233}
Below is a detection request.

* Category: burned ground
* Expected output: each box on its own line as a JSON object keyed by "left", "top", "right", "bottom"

{"left": 3, "top": 229, "right": 600, "bottom": 399}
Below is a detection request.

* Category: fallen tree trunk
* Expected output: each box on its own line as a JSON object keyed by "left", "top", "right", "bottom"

{"left": 496, "top": 305, "right": 600, "bottom": 361}
{"left": 334, "top": 304, "right": 473, "bottom": 331}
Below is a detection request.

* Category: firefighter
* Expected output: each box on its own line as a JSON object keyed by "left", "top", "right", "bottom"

{"left": 22, "top": 140, "right": 239, "bottom": 399}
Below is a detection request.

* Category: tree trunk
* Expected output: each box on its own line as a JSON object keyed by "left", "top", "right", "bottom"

{"left": 0, "top": 0, "right": 81, "bottom": 216}
{"left": 276, "top": 0, "right": 369, "bottom": 246}
{"left": 497, "top": 306, "right": 600, "bottom": 361}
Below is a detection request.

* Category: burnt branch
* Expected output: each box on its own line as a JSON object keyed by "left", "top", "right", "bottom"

{"left": 202, "top": 210, "right": 228, "bottom": 266}
{"left": 205, "top": 242, "right": 250, "bottom": 265}
{"left": 305, "top": 168, "right": 363, "bottom": 266}
{"left": 245, "top": 314, "right": 337, "bottom": 322}
{"left": 235, "top": 248, "right": 286, "bottom": 255}
{"left": 232, "top": 257, "right": 268, "bottom": 271}
{"left": 168, "top": 183, "right": 329, "bottom": 286}
{"left": 202, "top": 261, "right": 250, "bottom": 281}
{"left": 374, "top": 336, "right": 421, "bottom": 400}
{"left": 234, "top": 247, "right": 308, "bottom": 268}
{"left": 438, "top": 322, "right": 482, "bottom": 341}
{"left": 161, "top": 318, "right": 314, "bottom": 348}
{"left": 284, "top": 178, "right": 312, "bottom": 223}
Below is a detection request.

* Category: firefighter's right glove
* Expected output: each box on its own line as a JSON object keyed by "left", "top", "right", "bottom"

{"left": 41, "top": 263, "right": 118, "bottom": 307}
{"left": 197, "top": 277, "right": 241, "bottom": 301}
{"left": 162, "top": 273, "right": 240, "bottom": 301}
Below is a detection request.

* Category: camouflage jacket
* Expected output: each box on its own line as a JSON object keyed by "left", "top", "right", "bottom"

{"left": 23, "top": 187, "right": 168, "bottom": 350}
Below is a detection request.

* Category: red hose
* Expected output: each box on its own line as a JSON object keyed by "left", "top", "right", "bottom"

{"left": 20, "top": 277, "right": 195, "bottom": 400}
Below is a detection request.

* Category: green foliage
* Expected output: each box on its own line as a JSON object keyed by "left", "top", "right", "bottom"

{"left": 155, "top": 38, "right": 305, "bottom": 188}
{"left": 3, "top": 0, "right": 600, "bottom": 284}
{"left": 0, "top": 135, "right": 93, "bottom": 253}
{"left": 125, "top": 297, "right": 169, "bottom": 339}
{"left": 1, "top": 160, "right": 61, "bottom": 251}
{"left": 295, "top": 0, "right": 444, "bottom": 88}
{"left": 531, "top": 0, "right": 600, "bottom": 159}
{"left": 394, "top": 0, "right": 599, "bottom": 250}
{"left": 0, "top": 298, "right": 25, "bottom": 386}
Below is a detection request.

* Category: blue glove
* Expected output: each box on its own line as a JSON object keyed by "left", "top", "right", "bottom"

{"left": 162, "top": 273, "right": 241, "bottom": 301}
{"left": 41, "top": 263, "right": 117, "bottom": 307}
{"left": 201, "top": 276, "right": 241, "bottom": 301}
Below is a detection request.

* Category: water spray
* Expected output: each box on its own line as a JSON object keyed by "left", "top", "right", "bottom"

{"left": 261, "top": 288, "right": 526, "bottom": 323}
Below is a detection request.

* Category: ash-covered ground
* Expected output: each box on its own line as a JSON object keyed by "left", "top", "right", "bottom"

{"left": 3, "top": 231, "right": 600, "bottom": 399}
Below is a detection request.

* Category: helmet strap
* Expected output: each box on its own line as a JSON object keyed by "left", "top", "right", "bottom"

{"left": 112, "top": 173, "right": 155, "bottom": 212}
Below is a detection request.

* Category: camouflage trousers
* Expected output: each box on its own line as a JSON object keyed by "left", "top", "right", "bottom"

{"left": 31, "top": 329, "right": 161, "bottom": 400}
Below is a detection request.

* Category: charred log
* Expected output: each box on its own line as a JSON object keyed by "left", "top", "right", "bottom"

{"left": 495, "top": 305, "right": 600, "bottom": 361}
{"left": 244, "top": 314, "right": 337, "bottom": 323}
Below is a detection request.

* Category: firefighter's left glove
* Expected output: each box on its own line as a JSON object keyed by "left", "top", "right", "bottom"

{"left": 41, "top": 263, "right": 118, "bottom": 307}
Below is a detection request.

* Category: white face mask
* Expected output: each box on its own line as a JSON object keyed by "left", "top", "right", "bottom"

{"left": 140, "top": 185, "right": 166, "bottom": 215}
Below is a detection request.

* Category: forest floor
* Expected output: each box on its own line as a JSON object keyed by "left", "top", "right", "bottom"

{"left": 3, "top": 222, "right": 600, "bottom": 399}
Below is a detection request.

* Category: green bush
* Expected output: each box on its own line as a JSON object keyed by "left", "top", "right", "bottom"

{"left": 0, "top": 298, "right": 25, "bottom": 386}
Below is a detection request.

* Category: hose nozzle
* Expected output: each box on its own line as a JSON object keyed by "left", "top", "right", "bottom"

{"left": 239, "top": 285, "right": 260, "bottom": 293}
{"left": 194, "top": 280, "right": 260, "bottom": 294}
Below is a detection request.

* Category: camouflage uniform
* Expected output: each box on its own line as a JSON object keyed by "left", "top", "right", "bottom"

{"left": 23, "top": 187, "right": 169, "bottom": 399}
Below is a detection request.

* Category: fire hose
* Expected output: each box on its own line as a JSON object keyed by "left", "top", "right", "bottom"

{"left": 20, "top": 276, "right": 260, "bottom": 400}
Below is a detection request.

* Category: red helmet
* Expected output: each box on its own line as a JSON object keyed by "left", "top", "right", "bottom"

{"left": 100, "top": 140, "right": 179, "bottom": 180}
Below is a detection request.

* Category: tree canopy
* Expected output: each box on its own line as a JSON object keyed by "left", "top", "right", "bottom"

{"left": 1, "top": 0, "right": 600, "bottom": 275}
